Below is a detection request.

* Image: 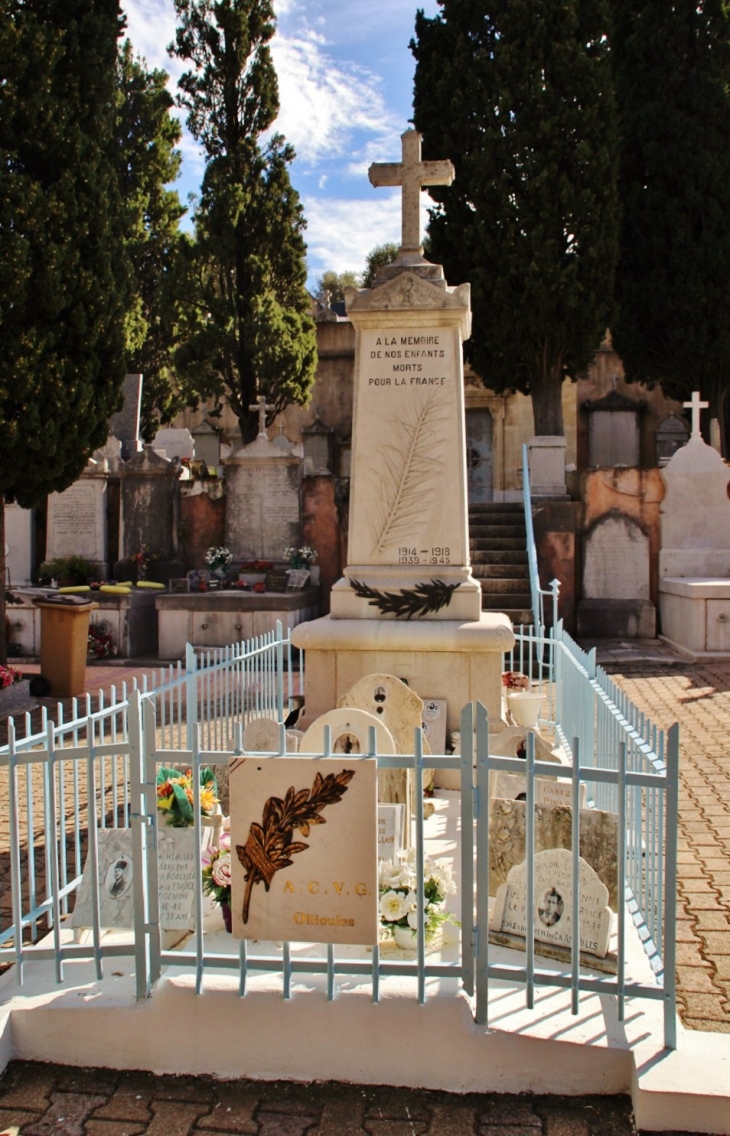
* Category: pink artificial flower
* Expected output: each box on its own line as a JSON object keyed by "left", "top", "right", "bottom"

{"left": 212, "top": 851, "right": 231, "bottom": 888}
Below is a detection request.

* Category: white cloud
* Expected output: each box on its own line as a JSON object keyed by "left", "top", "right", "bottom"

{"left": 121, "top": 0, "right": 179, "bottom": 77}
{"left": 303, "top": 191, "right": 437, "bottom": 282}
{"left": 271, "top": 31, "right": 400, "bottom": 168}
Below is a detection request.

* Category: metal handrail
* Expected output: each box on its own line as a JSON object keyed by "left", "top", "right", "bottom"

{"left": 522, "top": 443, "right": 559, "bottom": 634}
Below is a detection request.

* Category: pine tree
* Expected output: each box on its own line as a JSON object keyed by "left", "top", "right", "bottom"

{"left": 115, "top": 40, "right": 188, "bottom": 440}
{"left": 611, "top": 0, "right": 730, "bottom": 450}
{"left": 0, "top": 0, "right": 128, "bottom": 659}
{"left": 170, "top": 0, "right": 317, "bottom": 445}
{"left": 411, "top": 0, "right": 620, "bottom": 436}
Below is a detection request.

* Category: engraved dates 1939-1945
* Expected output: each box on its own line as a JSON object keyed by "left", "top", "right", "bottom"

{"left": 398, "top": 546, "right": 451, "bottom": 565}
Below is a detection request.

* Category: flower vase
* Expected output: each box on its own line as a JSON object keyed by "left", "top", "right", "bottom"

{"left": 393, "top": 925, "right": 418, "bottom": 950}
{"left": 220, "top": 901, "right": 232, "bottom": 933}
{"left": 506, "top": 691, "right": 543, "bottom": 728}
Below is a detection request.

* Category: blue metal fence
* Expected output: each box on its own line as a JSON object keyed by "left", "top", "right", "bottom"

{"left": 0, "top": 620, "right": 678, "bottom": 1047}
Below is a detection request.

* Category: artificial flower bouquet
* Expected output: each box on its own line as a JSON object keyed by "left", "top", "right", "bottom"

{"left": 201, "top": 831, "right": 232, "bottom": 908}
{"left": 0, "top": 664, "right": 18, "bottom": 689}
{"left": 205, "top": 546, "right": 233, "bottom": 573}
{"left": 378, "top": 847, "right": 458, "bottom": 943}
{"left": 283, "top": 545, "right": 316, "bottom": 569}
{"left": 502, "top": 671, "right": 531, "bottom": 691}
{"left": 156, "top": 766, "right": 218, "bottom": 827}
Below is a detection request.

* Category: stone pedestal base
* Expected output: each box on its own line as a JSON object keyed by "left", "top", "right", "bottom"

{"left": 659, "top": 577, "right": 730, "bottom": 657}
{"left": 291, "top": 613, "right": 515, "bottom": 736}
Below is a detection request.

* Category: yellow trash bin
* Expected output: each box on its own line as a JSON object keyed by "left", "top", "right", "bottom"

{"left": 33, "top": 596, "right": 99, "bottom": 698}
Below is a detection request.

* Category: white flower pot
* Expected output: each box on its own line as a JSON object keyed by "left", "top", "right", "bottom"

{"left": 393, "top": 924, "right": 418, "bottom": 950}
{"left": 506, "top": 691, "right": 543, "bottom": 728}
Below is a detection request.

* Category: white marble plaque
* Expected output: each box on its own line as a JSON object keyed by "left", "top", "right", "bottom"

{"left": 47, "top": 475, "right": 106, "bottom": 564}
{"left": 225, "top": 453, "right": 301, "bottom": 561}
{"left": 72, "top": 829, "right": 135, "bottom": 930}
{"left": 490, "top": 847, "right": 612, "bottom": 960}
{"left": 229, "top": 757, "right": 378, "bottom": 944}
{"left": 583, "top": 515, "right": 649, "bottom": 601}
{"left": 348, "top": 327, "right": 468, "bottom": 567}
{"left": 421, "top": 698, "right": 447, "bottom": 754}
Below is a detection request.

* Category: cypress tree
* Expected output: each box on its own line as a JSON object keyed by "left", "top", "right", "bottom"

{"left": 611, "top": 0, "right": 730, "bottom": 450}
{"left": 411, "top": 0, "right": 620, "bottom": 436}
{"left": 170, "top": 0, "right": 317, "bottom": 445}
{"left": 0, "top": 0, "right": 128, "bottom": 659}
{"left": 115, "top": 40, "right": 188, "bottom": 439}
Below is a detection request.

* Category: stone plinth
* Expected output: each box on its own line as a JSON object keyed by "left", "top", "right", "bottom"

{"left": 659, "top": 577, "right": 730, "bottom": 658}
{"left": 156, "top": 587, "right": 320, "bottom": 660}
{"left": 292, "top": 613, "right": 513, "bottom": 733}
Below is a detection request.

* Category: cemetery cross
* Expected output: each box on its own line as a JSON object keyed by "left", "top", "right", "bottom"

{"left": 368, "top": 129, "right": 455, "bottom": 257}
{"left": 683, "top": 390, "right": 709, "bottom": 441}
{"left": 249, "top": 395, "right": 275, "bottom": 440}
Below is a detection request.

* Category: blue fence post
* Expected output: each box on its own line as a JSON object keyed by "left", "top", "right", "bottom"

{"left": 185, "top": 642, "right": 198, "bottom": 753}
{"left": 475, "top": 701, "right": 490, "bottom": 1026}
{"left": 130, "top": 688, "right": 151, "bottom": 1000}
{"left": 664, "top": 723, "right": 680, "bottom": 1050}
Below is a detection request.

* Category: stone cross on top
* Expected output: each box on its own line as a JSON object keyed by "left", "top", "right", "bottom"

{"left": 683, "top": 390, "right": 709, "bottom": 441}
{"left": 369, "top": 129, "right": 454, "bottom": 258}
{"left": 249, "top": 395, "right": 275, "bottom": 440}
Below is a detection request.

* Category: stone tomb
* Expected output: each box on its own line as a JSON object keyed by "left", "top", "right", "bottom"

{"left": 118, "top": 445, "right": 182, "bottom": 582}
{"left": 293, "top": 130, "right": 514, "bottom": 735}
{"left": 658, "top": 406, "right": 730, "bottom": 656}
{"left": 488, "top": 796, "right": 619, "bottom": 909}
{"left": 224, "top": 434, "right": 301, "bottom": 563}
{"left": 229, "top": 756, "right": 378, "bottom": 945}
{"left": 578, "top": 512, "right": 655, "bottom": 639}
{"left": 46, "top": 460, "right": 108, "bottom": 577}
{"left": 490, "top": 847, "right": 614, "bottom": 969}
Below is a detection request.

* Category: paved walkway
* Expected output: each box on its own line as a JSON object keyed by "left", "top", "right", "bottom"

{"left": 0, "top": 1061, "right": 644, "bottom": 1136}
{"left": 586, "top": 639, "right": 730, "bottom": 1035}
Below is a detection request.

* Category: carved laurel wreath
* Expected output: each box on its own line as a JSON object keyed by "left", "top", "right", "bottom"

{"left": 349, "top": 578, "right": 459, "bottom": 620}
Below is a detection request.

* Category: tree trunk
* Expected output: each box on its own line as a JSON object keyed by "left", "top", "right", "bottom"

{"left": 530, "top": 367, "right": 565, "bottom": 437}
{"left": 0, "top": 497, "right": 7, "bottom": 666}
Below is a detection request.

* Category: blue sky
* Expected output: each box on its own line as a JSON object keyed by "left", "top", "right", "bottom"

{"left": 122, "top": 0, "right": 441, "bottom": 291}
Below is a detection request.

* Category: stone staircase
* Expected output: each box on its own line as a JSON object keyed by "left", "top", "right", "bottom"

{"left": 469, "top": 503, "right": 533, "bottom": 626}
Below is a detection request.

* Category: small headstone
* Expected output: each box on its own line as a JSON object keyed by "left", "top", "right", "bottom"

{"left": 488, "top": 796, "right": 618, "bottom": 908}
{"left": 93, "top": 435, "right": 123, "bottom": 473}
{"left": 229, "top": 756, "right": 378, "bottom": 944}
{"left": 378, "top": 803, "right": 405, "bottom": 860}
{"left": 192, "top": 420, "right": 222, "bottom": 472}
{"left": 420, "top": 698, "right": 447, "bottom": 754}
{"left": 491, "top": 771, "right": 587, "bottom": 810}
{"left": 488, "top": 725, "right": 564, "bottom": 765}
{"left": 170, "top": 577, "right": 189, "bottom": 594}
{"left": 264, "top": 569, "right": 289, "bottom": 593}
{"left": 153, "top": 428, "right": 195, "bottom": 462}
{"left": 243, "top": 717, "right": 291, "bottom": 754}
{"left": 490, "top": 848, "right": 614, "bottom": 966}
{"left": 299, "top": 707, "right": 396, "bottom": 759}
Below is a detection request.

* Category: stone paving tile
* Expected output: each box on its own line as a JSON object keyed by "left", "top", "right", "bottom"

{"left": 195, "top": 1082, "right": 260, "bottom": 1133}
{"left": 22, "top": 1090, "right": 107, "bottom": 1136}
{"left": 611, "top": 658, "right": 730, "bottom": 1033}
{"left": 145, "top": 1099, "right": 211, "bottom": 1135}
{"left": 84, "top": 1121, "right": 147, "bottom": 1136}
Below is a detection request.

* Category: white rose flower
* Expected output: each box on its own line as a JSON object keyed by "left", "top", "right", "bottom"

{"left": 379, "top": 890, "right": 407, "bottom": 922}
{"left": 407, "top": 910, "right": 422, "bottom": 931}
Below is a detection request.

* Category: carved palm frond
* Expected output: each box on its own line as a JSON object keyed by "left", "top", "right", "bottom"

{"left": 349, "top": 578, "right": 459, "bottom": 620}
{"left": 369, "top": 394, "right": 448, "bottom": 555}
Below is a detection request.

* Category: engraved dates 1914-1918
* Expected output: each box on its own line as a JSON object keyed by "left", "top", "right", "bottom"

{"left": 398, "top": 546, "right": 451, "bottom": 565}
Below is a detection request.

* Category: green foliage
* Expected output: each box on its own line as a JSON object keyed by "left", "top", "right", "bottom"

{"left": 411, "top": 0, "right": 620, "bottom": 435}
{"left": 38, "top": 556, "right": 94, "bottom": 587}
{"left": 362, "top": 242, "right": 399, "bottom": 289}
{"left": 170, "top": 0, "right": 317, "bottom": 444}
{"left": 611, "top": 0, "right": 730, "bottom": 448}
{"left": 115, "top": 40, "right": 189, "bottom": 440}
{"left": 0, "top": 0, "right": 129, "bottom": 507}
{"left": 315, "top": 269, "right": 360, "bottom": 306}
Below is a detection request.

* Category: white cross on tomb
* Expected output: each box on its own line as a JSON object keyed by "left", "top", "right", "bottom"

{"left": 249, "top": 395, "right": 275, "bottom": 439}
{"left": 368, "top": 129, "right": 455, "bottom": 257}
{"left": 683, "top": 390, "right": 709, "bottom": 441}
